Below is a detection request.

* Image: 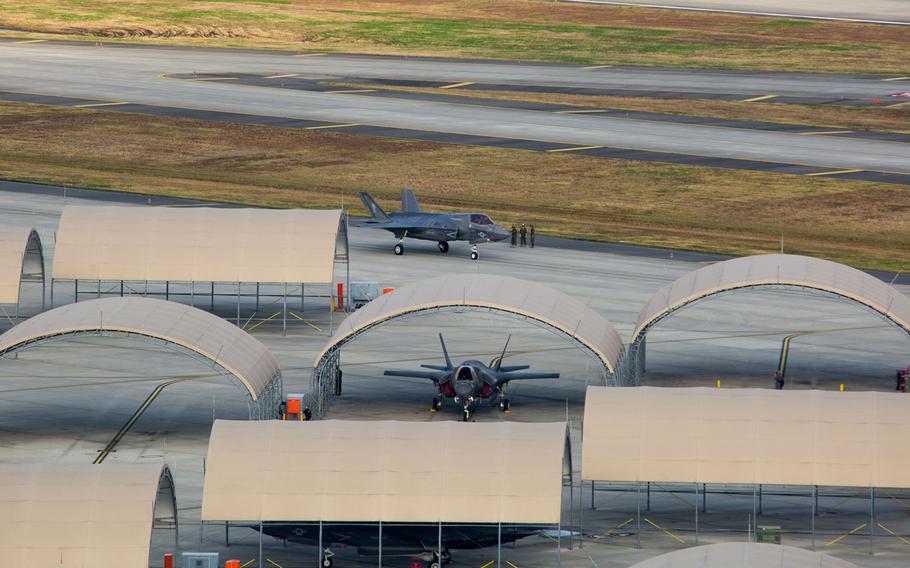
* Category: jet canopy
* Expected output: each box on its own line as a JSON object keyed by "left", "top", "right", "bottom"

{"left": 470, "top": 214, "right": 495, "bottom": 225}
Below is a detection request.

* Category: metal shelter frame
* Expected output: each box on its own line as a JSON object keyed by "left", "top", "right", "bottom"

{"left": 49, "top": 215, "right": 350, "bottom": 337}
{"left": 628, "top": 283, "right": 910, "bottom": 385}
{"left": 0, "top": 227, "right": 45, "bottom": 322}
{"left": 212, "top": 424, "right": 576, "bottom": 568}
{"left": 0, "top": 330, "right": 283, "bottom": 419}
{"left": 311, "top": 305, "right": 623, "bottom": 418}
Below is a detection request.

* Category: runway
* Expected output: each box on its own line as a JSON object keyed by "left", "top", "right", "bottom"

{"left": 556, "top": 0, "right": 910, "bottom": 25}
{"left": 2, "top": 40, "right": 910, "bottom": 182}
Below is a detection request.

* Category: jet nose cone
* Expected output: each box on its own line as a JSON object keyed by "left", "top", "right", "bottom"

{"left": 491, "top": 226, "right": 511, "bottom": 242}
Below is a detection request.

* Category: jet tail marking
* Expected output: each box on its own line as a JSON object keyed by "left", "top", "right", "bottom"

{"left": 358, "top": 192, "right": 391, "bottom": 222}
{"left": 401, "top": 188, "right": 421, "bottom": 212}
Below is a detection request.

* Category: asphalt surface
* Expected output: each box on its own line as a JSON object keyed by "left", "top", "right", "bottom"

{"left": 557, "top": 0, "right": 910, "bottom": 25}
{"left": 2, "top": 40, "right": 909, "bottom": 180}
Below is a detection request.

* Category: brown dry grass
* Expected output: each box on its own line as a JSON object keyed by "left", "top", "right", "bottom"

{"left": 328, "top": 82, "right": 910, "bottom": 133}
{"left": 1, "top": 100, "right": 909, "bottom": 271}
{"left": 1, "top": 1, "right": 909, "bottom": 73}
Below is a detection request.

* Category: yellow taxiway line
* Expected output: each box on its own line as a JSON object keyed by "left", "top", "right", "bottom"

{"left": 554, "top": 109, "right": 609, "bottom": 114}
{"left": 806, "top": 168, "right": 864, "bottom": 177}
{"left": 799, "top": 130, "right": 853, "bottom": 136}
{"left": 886, "top": 100, "right": 910, "bottom": 109}
{"left": 547, "top": 145, "right": 604, "bottom": 153}
{"left": 13, "top": 39, "right": 46, "bottom": 44}
{"left": 882, "top": 76, "right": 910, "bottom": 82}
{"left": 439, "top": 81, "right": 475, "bottom": 89}
{"left": 323, "top": 89, "right": 377, "bottom": 94}
{"left": 740, "top": 94, "right": 778, "bottom": 103}
{"left": 581, "top": 64, "right": 612, "bottom": 70}
{"left": 302, "top": 123, "right": 362, "bottom": 130}
{"left": 264, "top": 73, "right": 298, "bottom": 79}
{"left": 74, "top": 101, "right": 130, "bottom": 108}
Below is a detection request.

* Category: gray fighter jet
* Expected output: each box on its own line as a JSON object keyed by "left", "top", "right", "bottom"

{"left": 383, "top": 334, "right": 560, "bottom": 421}
{"left": 358, "top": 190, "right": 510, "bottom": 259}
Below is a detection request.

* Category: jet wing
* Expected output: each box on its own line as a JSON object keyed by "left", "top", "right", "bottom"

{"left": 384, "top": 370, "right": 447, "bottom": 382}
{"left": 499, "top": 372, "right": 560, "bottom": 380}
{"left": 498, "top": 365, "right": 531, "bottom": 373}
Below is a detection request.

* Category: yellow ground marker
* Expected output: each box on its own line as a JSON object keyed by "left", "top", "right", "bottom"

{"left": 643, "top": 518, "right": 686, "bottom": 544}
{"left": 439, "top": 81, "right": 475, "bottom": 89}
{"left": 799, "top": 130, "right": 853, "bottom": 136}
{"left": 554, "top": 109, "right": 609, "bottom": 114}
{"left": 323, "top": 89, "right": 377, "bottom": 94}
{"left": 878, "top": 523, "right": 910, "bottom": 545}
{"left": 13, "top": 39, "right": 45, "bottom": 44}
{"left": 293, "top": 53, "right": 325, "bottom": 57}
{"left": 505, "top": 561, "right": 520, "bottom": 568}
{"left": 240, "top": 560, "right": 256, "bottom": 568}
{"left": 480, "top": 561, "right": 496, "bottom": 568}
{"left": 882, "top": 76, "right": 910, "bottom": 82}
{"left": 74, "top": 101, "right": 130, "bottom": 108}
{"left": 547, "top": 145, "right": 604, "bottom": 153}
{"left": 826, "top": 523, "right": 867, "bottom": 546}
{"left": 740, "top": 94, "right": 778, "bottom": 103}
{"left": 266, "top": 560, "right": 284, "bottom": 568}
{"left": 302, "top": 123, "right": 361, "bottom": 130}
{"left": 264, "top": 73, "right": 298, "bottom": 79}
{"left": 582, "top": 64, "right": 612, "bottom": 70}
{"left": 190, "top": 76, "right": 237, "bottom": 81}
{"left": 289, "top": 311, "right": 323, "bottom": 333}
{"left": 805, "top": 168, "right": 863, "bottom": 177}
{"left": 886, "top": 100, "right": 910, "bottom": 109}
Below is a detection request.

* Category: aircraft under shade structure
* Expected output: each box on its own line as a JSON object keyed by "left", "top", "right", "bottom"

{"left": 358, "top": 189, "right": 510, "bottom": 259}
{"left": 383, "top": 334, "right": 560, "bottom": 421}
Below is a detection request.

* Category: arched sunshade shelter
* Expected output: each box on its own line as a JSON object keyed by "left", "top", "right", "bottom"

{"left": 0, "top": 296, "right": 282, "bottom": 418}
{"left": 311, "top": 274, "right": 626, "bottom": 415}
{"left": 628, "top": 543, "right": 857, "bottom": 568}
{"left": 0, "top": 226, "right": 45, "bottom": 317}
{"left": 202, "top": 419, "right": 570, "bottom": 524}
{"left": 628, "top": 254, "right": 910, "bottom": 383}
{"left": 0, "top": 463, "right": 176, "bottom": 568}
{"left": 50, "top": 205, "right": 349, "bottom": 333}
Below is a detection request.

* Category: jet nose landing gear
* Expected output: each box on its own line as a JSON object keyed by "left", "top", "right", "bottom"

{"left": 470, "top": 244, "right": 479, "bottom": 260}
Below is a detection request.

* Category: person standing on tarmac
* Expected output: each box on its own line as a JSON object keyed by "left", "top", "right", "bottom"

{"left": 530, "top": 225, "right": 536, "bottom": 248}
{"left": 510, "top": 224, "right": 518, "bottom": 247}
{"left": 303, "top": 405, "right": 313, "bottom": 421}
{"left": 519, "top": 224, "right": 527, "bottom": 247}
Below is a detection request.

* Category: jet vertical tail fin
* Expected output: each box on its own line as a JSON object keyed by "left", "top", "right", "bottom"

{"left": 358, "top": 192, "right": 391, "bottom": 221}
{"left": 439, "top": 333, "right": 454, "bottom": 370}
{"left": 401, "top": 188, "right": 421, "bottom": 213}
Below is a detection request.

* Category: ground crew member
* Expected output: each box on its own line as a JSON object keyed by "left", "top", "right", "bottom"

{"left": 773, "top": 370, "right": 784, "bottom": 390}
{"left": 303, "top": 405, "right": 313, "bottom": 421}
{"left": 519, "top": 224, "right": 527, "bottom": 247}
{"left": 510, "top": 224, "right": 517, "bottom": 247}
{"left": 530, "top": 224, "right": 536, "bottom": 248}
{"left": 278, "top": 400, "right": 287, "bottom": 420}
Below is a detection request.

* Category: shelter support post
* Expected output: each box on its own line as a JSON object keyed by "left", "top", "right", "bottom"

{"left": 811, "top": 486, "right": 816, "bottom": 550}
{"left": 647, "top": 481, "right": 650, "bottom": 511}
{"left": 236, "top": 282, "right": 240, "bottom": 325}
{"left": 74, "top": 279, "right": 78, "bottom": 302}
{"left": 120, "top": 280, "right": 124, "bottom": 298}
{"left": 211, "top": 282, "right": 215, "bottom": 312}
{"left": 259, "top": 521, "right": 263, "bottom": 567}
{"left": 97, "top": 278, "right": 100, "bottom": 298}
{"left": 591, "top": 480, "right": 595, "bottom": 510}
{"left": 702, "top": 483, "right": 706, "bottom": 512}
{"left": 378, "top": 520, "right": 382, "bottom": 568}
{"left": 636, "top": 482, "right": 642, "bottom": 549}
{"left": 166, "top": 280, "right": 169, "bottom": 301}
{"left": 283, "top": 283, "right": 288, "bottom": 337}
{"left": 870, "top": 487, "right": 875, "bottom": 555}
{"left": 256, "top": 283, "right": 260, "bottom": 312}
{"left": 301, "top": 283, "right": 305, "bottom": 312}
{"left": 438, "top": 522, "right": 442, "bottom": 568}
{"left": 752, "top": 484, "right": 757, "bottom": 542}
{"left": 497, "top": 523, "right": 501, "bottom": 568}
{"left": 759, "top": 484, "right": 763, "bottom": 515}
{"left": 319, "top": 521, "right": 323, "bottom": 568}
{"left": 49, "top": 278, "right": 54, "bottom": 308}
{"left": 694, "top": 482, "right": 699, "bottom": 545}
{"left": 225, "top": 521, "right": 229, "bottom": 546}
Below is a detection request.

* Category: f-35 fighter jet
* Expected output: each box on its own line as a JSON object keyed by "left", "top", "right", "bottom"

{"left": 358, "top": 189, "right": 510, "bottom": 260}
{"left": 383, "top": 334, "right": 560, "bottom": 421}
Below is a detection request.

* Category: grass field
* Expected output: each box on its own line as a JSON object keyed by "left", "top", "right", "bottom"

{"left": 1, "top": 0, "right": 909, "bottom": 74}
{"left": 2, "top": 101, "right": 909, "bottom": 272}
{"left": 328, "top": 82, "right": 910, "bottom": 133}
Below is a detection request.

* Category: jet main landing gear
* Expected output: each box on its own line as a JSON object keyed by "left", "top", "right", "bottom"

{"left": 437, "top": 241, "right": 449, "bottom": 253}
{"left": 394, "top": 241, "right": 404, "bottom": 255}
{"left": 431, "top": 397, "right": 440, "bottom": 412}
{"left": 500, "top": 398, "right": 511, "bottom": 413}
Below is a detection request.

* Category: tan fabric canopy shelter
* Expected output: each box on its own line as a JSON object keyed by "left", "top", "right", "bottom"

{"left": 202, "top": 419, "right": 568, "bottom": 524}
{"left": 0, "top": 463, "right": 175, "bottom": 568}
{"left": 0, "top": 226, "right": 43, "bottom": 305}
{"left": 0, "top": 296, "right": 281, "bottom": 403}
{"left": 633, "top": 253, "right": 910, "bottom": 344}
{"left": 628, "top": 543, "right": 858, "bottom": 568}
{"left": 582, "top": 386, "right": 910, "bottom": 488}
{"left": 52, "top": 206, "right": 346, "bottom": 283}
{"left": 315, "top": 274, "right": 624, "bottom": 375}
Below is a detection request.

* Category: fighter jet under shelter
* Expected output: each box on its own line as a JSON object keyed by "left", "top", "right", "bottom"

{"left": 383, "top": 334, "right": 560, "bottom": 421}
{"left": 358, "top": 189, "right": 510, "bottom": 259}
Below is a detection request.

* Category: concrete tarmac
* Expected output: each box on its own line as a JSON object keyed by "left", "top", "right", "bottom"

{"left": 1, "top": 42, "right": 909, "bottom": 176}
{"left": 2, "top": 183, "right": 910, "bottom": 566}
